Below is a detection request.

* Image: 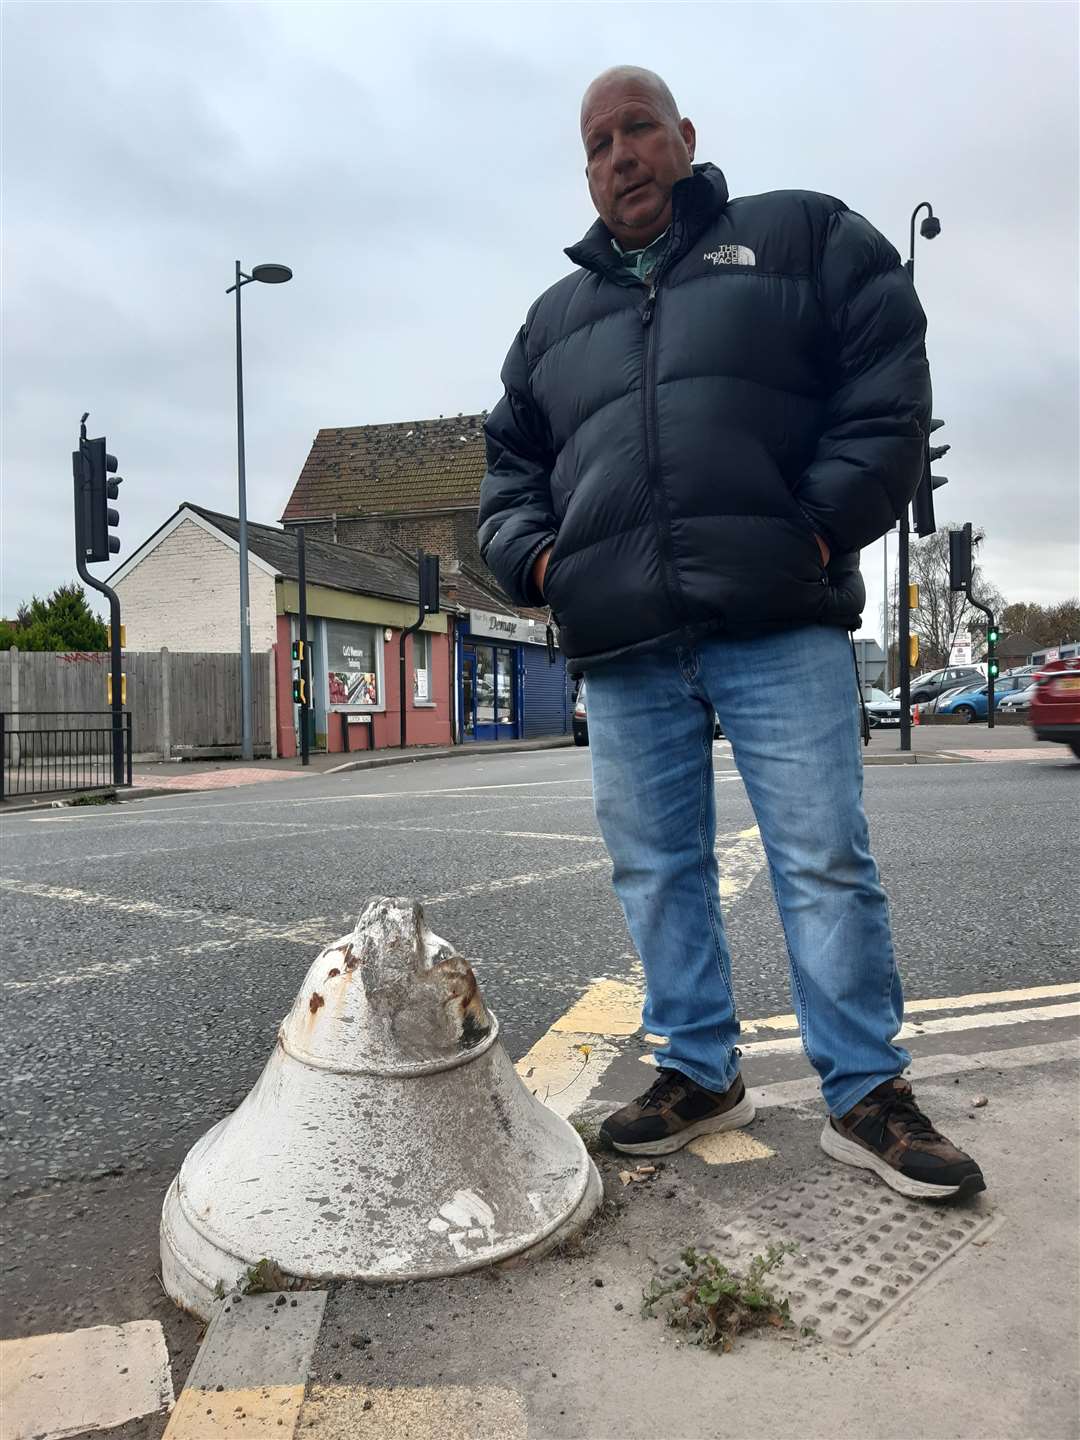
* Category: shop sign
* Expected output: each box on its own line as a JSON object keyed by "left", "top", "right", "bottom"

{"left": 469, "top": 609, "right": 550, "bottom": 647}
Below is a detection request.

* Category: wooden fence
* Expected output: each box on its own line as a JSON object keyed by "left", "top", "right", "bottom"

{"left": 1, "top": 648, "right": 276, "bottom": 759}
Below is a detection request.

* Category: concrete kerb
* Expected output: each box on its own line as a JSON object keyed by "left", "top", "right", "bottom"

{"left": 324, "top": 735, "right": 574, "bottom": 776}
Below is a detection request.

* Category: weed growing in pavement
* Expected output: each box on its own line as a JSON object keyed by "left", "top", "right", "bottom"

{"left": 641, "top": 1243, "right": 796, "bottom": 1352}
{"left": 68, "top": 791, "right": 117, "bottom": 806}
{"left": 241, "top": 1257, "right": 290, "bottom": 1294}
{"left": 570, "top": 1117, "right": 603, "bottom": 1154}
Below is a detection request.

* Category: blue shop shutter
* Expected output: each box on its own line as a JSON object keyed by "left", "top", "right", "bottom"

{"left": 522, "top": 650, "right": 569, "bottom": 737}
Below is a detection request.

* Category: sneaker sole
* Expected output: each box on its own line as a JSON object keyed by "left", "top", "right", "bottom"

{"left": 819, "top": 1121, "right": 986, "bottom": 1200}
{"left": 605, "top": 1094, "right": 757, "bottom": 1157}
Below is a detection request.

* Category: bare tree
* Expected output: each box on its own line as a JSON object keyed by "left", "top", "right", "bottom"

{"left": 882, "top": 527, "right": 1005, "bottom": 674}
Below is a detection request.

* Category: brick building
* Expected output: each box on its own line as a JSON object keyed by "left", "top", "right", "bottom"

{"left": 283, "top": 413, "right": 488, "bottom": 573}
{"left": 110, "top": 504, "right": 452, "bottom": 756}
{"left": 284, "top": 414, "right": 573, "bottom": 743}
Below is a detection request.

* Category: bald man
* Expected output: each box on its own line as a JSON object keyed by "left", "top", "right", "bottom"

{"left": 478, "top": 68, "right": 984, "bottom": 1200}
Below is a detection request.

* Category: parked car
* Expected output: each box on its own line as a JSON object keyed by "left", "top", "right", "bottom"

{"left": 862, "top": 687, "right": 901, "bottom": 727}
{"left": 572, "top": 682, "right": 589, "bottom": 746}
{"left": 571, "top": 683, "right": 722, "bottom": 747}
{"left": 904, "top": 666, "right": 986, "bottom": 705}
{"left": 1030, "top": 658, "right": 1080, "bottom": 757}
{"left": 937, "top": 674, "right": 1032, "bottom": 722}
{"left": 919, "top": 684, "right": 974, "bottom": 716}
{"left": 998, "top": 684, "right": 1039, "bottom": 714}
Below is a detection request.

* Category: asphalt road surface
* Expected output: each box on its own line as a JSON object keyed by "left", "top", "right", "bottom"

{"left": 2, "top": 741, "right": 1077, "bottom": 1430}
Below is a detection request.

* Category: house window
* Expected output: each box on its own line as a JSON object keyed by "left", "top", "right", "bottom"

{"left": 413, "top": 632, "right": 433, "bottom": 702}
{"left": 325, "top": 619, "right": 380, "bottom": 708}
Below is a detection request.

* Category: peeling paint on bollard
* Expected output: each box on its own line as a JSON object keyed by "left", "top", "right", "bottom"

{"left": 160, "top": 899, "right": 601, "bottom": 1319}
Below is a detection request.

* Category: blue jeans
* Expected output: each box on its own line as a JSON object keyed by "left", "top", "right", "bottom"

{"left": 585, "top": 625, "right": 909, "bottom": 1116}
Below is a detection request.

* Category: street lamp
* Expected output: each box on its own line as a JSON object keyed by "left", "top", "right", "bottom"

{"left": 898, "top": 203, "right": 940, "bottom": 751}
{"left": 226, "top": 260, "right": 293, "bottom": 760}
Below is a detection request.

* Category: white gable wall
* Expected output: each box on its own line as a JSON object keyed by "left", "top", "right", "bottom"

{"left": 114, "top": 516, "right": 278, "bottom": 652}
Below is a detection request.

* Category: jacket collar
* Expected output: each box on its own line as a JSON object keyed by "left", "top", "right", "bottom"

{"left": 565, "top": 163, "right": 730, "bottom": 280}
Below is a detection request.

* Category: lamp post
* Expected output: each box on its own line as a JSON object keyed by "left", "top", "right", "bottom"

{"left": 226, "top": 260, "right": 293, "bottom": 760}
{"left": 898, "top": 204, "right": 939, "bottom": 752}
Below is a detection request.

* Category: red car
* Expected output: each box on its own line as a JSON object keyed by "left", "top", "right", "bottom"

{"left": 1030, "top": 657, "right": 1080, "bottom": 758}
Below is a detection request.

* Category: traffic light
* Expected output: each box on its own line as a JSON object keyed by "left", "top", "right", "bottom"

{"left": 292, "top": 676, "right": 307, "bottom": 705}
{"left": 291, "top": 639, "right": 305, "bottom": 664}
{"left": 76, "top": 436, "right": 122, "bottom": 563}
{"left": 419, "top": 553, "right": 441, "bottom": 615}
{"left": 913, "top": 418, "right": 949, "bottom": 537}
{"left": 987, "top": 623, "right": 1000, "bottom": 679}
{"left": 949, "top": 524, "right": 972, "bottom": 592}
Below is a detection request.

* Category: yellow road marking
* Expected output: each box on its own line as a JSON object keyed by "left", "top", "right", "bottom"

{"left": 738, "top": 1001, "right": 1080, "bottom": 1058}
{"left": 2, "top": 1321, "right": 173, "bottom": 1439}
{"left": 164, "top": 1383, "right": 304, "bottom": 1437}
{"left": 551, "top": 978, "right": 644, "bottom": 1035}
{"left": 300, "top": 1384, "right": 526, "bottom": 1438}
{"left": 688, "top": 1132, "right": 776, "bottom": 1164}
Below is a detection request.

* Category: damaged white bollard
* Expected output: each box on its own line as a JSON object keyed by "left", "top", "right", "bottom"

{"left": 160, "top": 898, "right": 602, "bottom": 1319}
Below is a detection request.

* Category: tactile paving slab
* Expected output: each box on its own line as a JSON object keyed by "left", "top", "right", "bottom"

{"left": 656, "top": 1165, "right": 994, "bottom": 1348}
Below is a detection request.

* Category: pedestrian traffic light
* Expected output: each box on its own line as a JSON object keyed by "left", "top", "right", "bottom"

{"left": 913, "top": 419, "right": 949, "bottom": 537}
{"left": 293, "top": 676, "right": 307, "bottom": 705}
{"left": 949, "top": 524, "right": 972, "bottom": 592}
{"left": 291, "top": 639, "right": 305, "bottom": 664}
{"left": 75, "top": 435, "right": 123, "bottom": 563}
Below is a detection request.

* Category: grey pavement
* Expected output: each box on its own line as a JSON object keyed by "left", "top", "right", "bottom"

{"left": 301, "top": 1056, "right": 1079, "bottom": 1440}
{"left": 1, "top": 741, "right": 1077, "bottom": 1437}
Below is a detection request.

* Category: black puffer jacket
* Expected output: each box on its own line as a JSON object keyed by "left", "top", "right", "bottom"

{"left": 478, "top": 164, "right": 930, "bottom": 670}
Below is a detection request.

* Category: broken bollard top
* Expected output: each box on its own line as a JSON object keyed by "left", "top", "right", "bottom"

{"left": 281, "top": 897, "right": 496, "bottom": 1077}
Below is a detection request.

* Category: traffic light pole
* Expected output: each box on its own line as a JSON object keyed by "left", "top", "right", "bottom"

{"left": 73, "top": 416, "right": 125, "bottom": 787}
{"left": 898, "top": 511, "right": 912, "bottom": 752}
{"left": 967, "top": 596, "right": 997, "bottom": 728}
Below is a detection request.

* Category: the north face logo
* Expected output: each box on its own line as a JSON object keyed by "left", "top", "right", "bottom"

{"left": 704, "top": 245, "right": 756, "bottom": 266}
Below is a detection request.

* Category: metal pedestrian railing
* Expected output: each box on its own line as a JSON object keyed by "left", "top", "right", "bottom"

{"left": 0, "top": 711, "right": 132, "bottom": 800}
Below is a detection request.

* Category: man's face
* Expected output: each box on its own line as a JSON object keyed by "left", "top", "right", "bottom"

{"left": 581, "top": 81, "right": 695, "bottom": 250}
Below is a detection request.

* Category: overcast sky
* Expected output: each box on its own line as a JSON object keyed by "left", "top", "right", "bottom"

{"left": 3, "top": 1, "right": 1077, "bottom": 644}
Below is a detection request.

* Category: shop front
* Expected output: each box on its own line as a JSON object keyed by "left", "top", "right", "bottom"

{"left": 274, "top": 580, "right": 450, "bottom": 756}
{"left": 459, "top": 609, "right": 570, "bottom": 743}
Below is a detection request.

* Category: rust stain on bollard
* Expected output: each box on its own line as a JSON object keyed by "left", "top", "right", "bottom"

{"left": 308, "top": 993, "right": 325, "bottom": 1014}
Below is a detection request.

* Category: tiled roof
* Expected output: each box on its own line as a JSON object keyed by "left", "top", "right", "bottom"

{"left": 185, "top": 505, "right": 430, "bottom": 607}
{"left": 282, "top": 413, "right": 488, "bottom": 522}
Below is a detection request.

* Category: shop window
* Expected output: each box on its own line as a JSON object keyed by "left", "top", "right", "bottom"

{"left": 496, "top": 647, "right": 517, "bottom": 724}
{"left": 325, "top": 619, "right": 380, "bottom": 708}
{"left": 413, "top": 632, "right": 433, "bottom": 702}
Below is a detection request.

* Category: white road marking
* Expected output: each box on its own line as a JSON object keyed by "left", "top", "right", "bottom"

{"left": 17, "top": 775, "right": 598, "bottom": 827}
{"left": 423, "top": 857, "right": 611, "bottom": 907}
{"left": 0, "top": 1320, "right": 173, "bottom": 1439}
{"left": 750, "top": 1037, "right": 1080, "bottom": 1110}
{"left": 742, "top": 981, "right": 1080, "bottom": 1034}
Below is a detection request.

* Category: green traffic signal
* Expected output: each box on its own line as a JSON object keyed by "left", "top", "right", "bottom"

{"left": 988, "top": 660, "right": 1000, "bottom": 679}
{"left": 987, "top": 626, "right": 999, "bottom": 645}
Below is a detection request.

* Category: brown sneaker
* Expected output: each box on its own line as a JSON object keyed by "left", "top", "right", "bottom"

{"left": 599, "top": 1069, "right": 755, "bottom": 1156}
{"left": 821, "top": 1077, "right": 986, "bottom": 1200}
